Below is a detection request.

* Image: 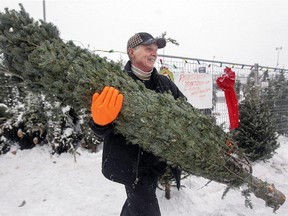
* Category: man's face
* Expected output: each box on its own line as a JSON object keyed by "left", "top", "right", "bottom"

{"left": 129, "top": 43, "right": 158, "bottom": 72}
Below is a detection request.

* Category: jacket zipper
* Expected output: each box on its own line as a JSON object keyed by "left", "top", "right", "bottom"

{"left": 133, "top": 148, "right": 141, "bottom": 188}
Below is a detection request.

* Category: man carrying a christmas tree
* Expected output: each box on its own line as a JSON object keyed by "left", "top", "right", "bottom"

{"left": 90, "top": 32, "right": 184, "bottom": 216}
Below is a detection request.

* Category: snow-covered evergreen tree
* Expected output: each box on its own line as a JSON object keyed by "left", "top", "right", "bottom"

{"left": 234, "top": 85, "right": 279, "bottom": 161}
{"left": 0, "top": 66, "right": 27, "bottom": 153}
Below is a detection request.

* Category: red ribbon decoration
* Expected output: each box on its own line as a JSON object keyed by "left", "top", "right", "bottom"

{"left": 216, "top": 67, "right": 239, "bottom": 130}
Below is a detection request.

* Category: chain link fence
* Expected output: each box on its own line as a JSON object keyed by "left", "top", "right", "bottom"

{"left": 155, "top": 54, "right": 288, "bottom": 132}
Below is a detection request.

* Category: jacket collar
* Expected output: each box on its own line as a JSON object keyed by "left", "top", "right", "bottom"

{"left": 124, "top": 61, "right": 158, "bottom": 81}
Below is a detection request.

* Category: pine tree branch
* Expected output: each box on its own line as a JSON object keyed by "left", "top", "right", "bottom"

{"left": 0, "top": 65, "right": 25, "bottom": 81}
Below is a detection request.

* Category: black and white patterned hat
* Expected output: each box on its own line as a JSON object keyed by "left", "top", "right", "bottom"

{"left": 127, "top": 32, "right": 166, "bottom": 50}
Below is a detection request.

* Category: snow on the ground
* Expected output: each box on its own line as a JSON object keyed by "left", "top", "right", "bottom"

{"left": 0, "top": 137, "right": 287, "bottom": 216}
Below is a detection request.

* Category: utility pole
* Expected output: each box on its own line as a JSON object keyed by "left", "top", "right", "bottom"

{"left": 276, "top": 46, "right": 282, "bottom": 68}
{"left": 43, "top": 0, "right": 46, "bottom": 22}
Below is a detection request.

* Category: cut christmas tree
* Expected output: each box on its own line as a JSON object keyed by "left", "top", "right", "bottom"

{"left": 0, "top": 5, "right": 285, "bottom": 211}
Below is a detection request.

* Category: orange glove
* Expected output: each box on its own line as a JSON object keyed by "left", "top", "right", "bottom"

{"left": 91, "top": 86, "right": 124, "bottom": 126}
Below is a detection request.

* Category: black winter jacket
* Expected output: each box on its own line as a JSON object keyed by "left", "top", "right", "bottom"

{"left": 89, "top": 61, "right": 185, "bottom": 187}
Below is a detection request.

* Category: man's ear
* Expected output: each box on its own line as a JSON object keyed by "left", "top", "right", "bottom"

{"left": 127, "top": 48, "right": 134, "bottom": 59}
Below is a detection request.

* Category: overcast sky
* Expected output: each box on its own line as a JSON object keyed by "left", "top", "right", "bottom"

{"left": 2, "top": 0, "right": 288, "bottom": 69}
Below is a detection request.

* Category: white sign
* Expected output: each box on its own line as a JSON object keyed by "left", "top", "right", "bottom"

{"left": 173, "top": 72, "right": 213, "bottom": 109}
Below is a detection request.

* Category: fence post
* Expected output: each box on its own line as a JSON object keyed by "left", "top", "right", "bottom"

{"left": 254, "top": 63, "right": 259, "bottom": 86}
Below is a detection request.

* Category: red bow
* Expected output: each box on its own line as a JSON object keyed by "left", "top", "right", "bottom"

{"left": 216, "top": 67, "right": 239, "bottom": 130}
